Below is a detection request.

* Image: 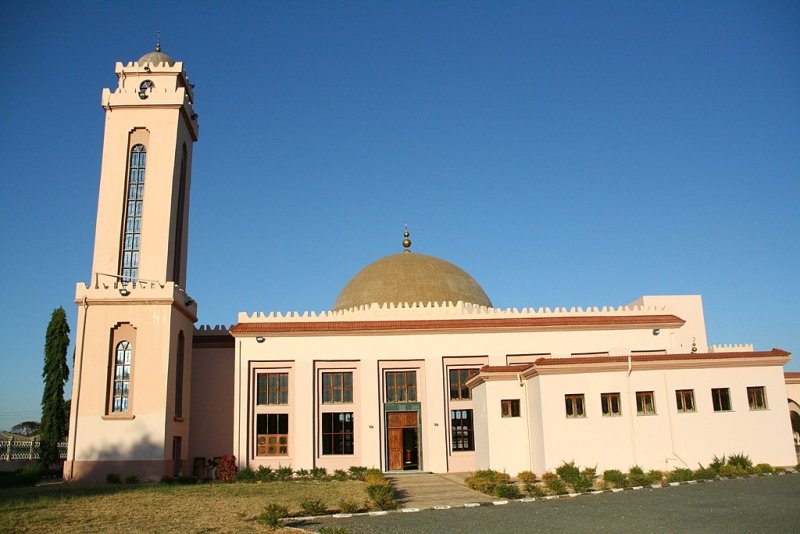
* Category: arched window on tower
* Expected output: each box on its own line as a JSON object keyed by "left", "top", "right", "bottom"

{"left": 121, "top": 144, "right": 146, "bottom": 284}
{"left": 112, "top": 341, "right": 133, "bottom": 413}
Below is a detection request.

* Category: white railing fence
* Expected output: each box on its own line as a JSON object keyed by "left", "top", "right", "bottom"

{"left": 0, "top": 438, "right": 68, "bottom": 461}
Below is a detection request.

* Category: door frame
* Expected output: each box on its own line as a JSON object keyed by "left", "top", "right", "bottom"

{"left": 384, "top": 403, "right": 422, "bottom": 471}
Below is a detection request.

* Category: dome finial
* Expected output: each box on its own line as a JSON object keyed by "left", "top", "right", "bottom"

{"left": 155, "top": 28, "right": 161, "bottom": 52}
{"left": 402, "top": 224, "right": 412, "bottom": 252}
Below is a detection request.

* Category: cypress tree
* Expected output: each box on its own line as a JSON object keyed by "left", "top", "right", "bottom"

{"left": 40, "top": 306, "right": 70, "bottom": 469}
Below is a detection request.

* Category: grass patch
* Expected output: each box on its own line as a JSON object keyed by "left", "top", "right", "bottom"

{"left": 0, "top": 479, "right": 367, "bottom": 533}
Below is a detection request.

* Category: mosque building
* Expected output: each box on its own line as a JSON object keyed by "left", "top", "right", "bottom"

{"left": 64, "top": 48, "right": 799, "bottom": 482}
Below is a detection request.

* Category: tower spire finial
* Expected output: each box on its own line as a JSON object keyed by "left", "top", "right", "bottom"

{"left": 156, "top": 28, "right": 161, "bottom": 52}
{"left": 402, "top": 224, "right": 411, "bottom": 252}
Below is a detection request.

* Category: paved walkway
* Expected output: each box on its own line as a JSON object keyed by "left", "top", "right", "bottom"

{"left": 386, "top": 472, "right": 493, "bottom": 509}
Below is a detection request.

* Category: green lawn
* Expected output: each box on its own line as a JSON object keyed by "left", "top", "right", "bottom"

{"left": 0, "top": 480, "right": 368, "bottom": 533}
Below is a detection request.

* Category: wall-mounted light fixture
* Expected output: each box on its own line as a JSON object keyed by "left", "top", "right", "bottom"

{"left": 255, "top": 337, "right": 266, "bottom": 343}
{"left": 652, "top": 328, "right": 660, "bottom": 336}
{"left": 119, "top": 287, "right": 130, "bottom": 297}
{"left": 433, "top": 423, "right": 439, "bottom": 427}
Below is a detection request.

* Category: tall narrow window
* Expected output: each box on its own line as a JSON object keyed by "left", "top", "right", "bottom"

{"left": 565, "top": 394, "right": 586, "bottom": 418}
{"left": 451, "top": 409, "right": 474, "bottom": 451}
{"left": 112, "top": 341, "right": 132, "bottom": 412}
{"left": 174, "top": 332, "right": 185, "bottom": 418}
{"left": 172, "top": 144, "right": 187, "bottom": 285}
{"left": 385, "top": 371, "right": 417, "bottom": 402}
{"left": 636, "top": 391, "right": 656, "bottom": 415}
{"left": 322, "top": 372, "right": 353, "bottom": 403}
{"left": 747, "top": 386, "right": 767, "bottom": 410}
{"left": 711, "top": 388, "right": 732, "bottom": 412}
{"left": 321, "top": 412, "right": 354, "bottom": 454}
{"left": 121, "top": 144, "right": 146, "bottom": 284}
{"left": 601, "top": 392, "right": 622, "bottom": 416}
{"left": 256, "top": 414, "right": 289, "bottom": 456}
{"left": 675, "top": 389, "right": 695, "bottom": 413}
{"left": 449, "top": 368, "right": 478, "bottom": 400}
{"left": 257, "top": 373, "right": 288, "bottom": 405}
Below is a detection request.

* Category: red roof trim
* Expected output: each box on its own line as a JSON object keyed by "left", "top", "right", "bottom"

{"left": 532, "top": 348, "right": 790, "bottom": 367}
{"left": 229, "top": 314, "right": 685, "bottom": 335}
{"left": 785, "top": 371, "right": 800, "bottom": 379}
{"left": 479, "top": 364, "right": 534, "bottom": 373}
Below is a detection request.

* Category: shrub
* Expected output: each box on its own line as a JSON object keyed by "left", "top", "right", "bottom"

{"left": 159, "top": 475, "right": 174, "bottom": 485}
{"left": 366, "top": 482, "right": 397, "bottom": 510}
{"left": 236, "top": 467, "right": 256, "bottom": 483}
{"left": 692, "top": 467, "right": 717, "bottom": 480}
{"left": 295, "top": 468, "right": 311, "bottom": 480}
{"left": 311, "top": 467, "right": 328, "bottom": 480}
{"left": 754, "top": 464, "right": 773, "bottom": 474}
{"left": 647, "top": 470, "right": 664, "bottom": 484}
{"left": 465, "top": 470, "right": 509, "bottom": 495}
{"left": 667, "top": 468, "right": 694, "bottom": 483}
{"left": 338, "top": 498, "right": 361, "bottom": 513}
{"left": 774, "top": 467, "right": 787, "bottom": 473}
{"left": 332, "top": 469, "right": 349, "bottom": 481}
{"left": 256, "top": 465, "right": 275, "bottom": 482}
{"left": 0, "top": 469, "right": 41, "bottom": 487}
{"left": 581, "top": 466, "right": 597, "bottom": 481}
{"left": 517, "top": 471, "right": 537, "bottom": 484}
{"left": 125, "top": 474, "right": 139, "bottom": 484}
{"left": 275, "top": 465, "right": 293, "bottom": 481}
{"left": 572, "top": 476, "right": 593, "bottom": 493}
{"left": 257, "top": 503, "right": 289, "bottom": 529}
{"left": 348, "top": 466, "right": 368, "bottom": 481}
{"left": 627, "top": 466, "right": 650, "bottom": 487}
{"left": 299, "top": 497, "right": 328, "bottom": 515}
{"left": 727, "top": 453, "right": 752, "bottom": 470}
{"left": 602, "top": 469, "right": 627, "bottom": 488}
{"left": 106, "top": 473, "right": 122, "bottom": 484}
{"left": 555, "top": 461, "right": 581, "bottom": 487}
{"left": 542, "top": 472, "right": 567, "bottom": 495}
{"left": 524, "top": 483, "right": 548, "bottom": 497}
{"left": 709, "top": 455, "right": 726, "bottom": 474}
{"left": 216, "top": 455, "right": 238, "bottom": 483}
{"left": 494, "top": 483, "right": 522, "bottom": 499}
{"left": 718, "top": 464, "right": 748, "bottom": 478}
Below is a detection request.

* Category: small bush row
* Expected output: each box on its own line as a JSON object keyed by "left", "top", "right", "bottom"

{"left": 466, "top": 454, "right": 793, "bottom": 497}
{"left": 236, "top": 464, "right": 371, "bottom": 483}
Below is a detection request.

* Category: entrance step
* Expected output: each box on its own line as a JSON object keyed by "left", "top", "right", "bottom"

{"left": 386, "top": 472, "right": 493, "bottom": 509}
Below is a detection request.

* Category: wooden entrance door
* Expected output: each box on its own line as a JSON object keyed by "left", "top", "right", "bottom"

{"left": 387, "top": 412, "right": 418, "bottom": 471}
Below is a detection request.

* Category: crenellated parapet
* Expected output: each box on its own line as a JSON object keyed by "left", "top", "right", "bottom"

{"left": 237, "top": 299, "right": 672, "bottom": 324}
{"left": 709, "top": 343, "right": 754, "bottom": 353}
{"left": 194, "top": 324, "right": 230, "bottom": 335}
{"left": 74, "top": 279, "right": 197, "bottom": 321}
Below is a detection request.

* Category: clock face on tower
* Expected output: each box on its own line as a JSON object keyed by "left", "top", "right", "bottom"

{"left": 138, "top": 79, "right": 155, "bottom": 100}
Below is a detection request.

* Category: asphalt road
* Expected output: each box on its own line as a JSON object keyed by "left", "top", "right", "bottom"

{"left": 297, "top": 474, "right": 799, "bottom": 533}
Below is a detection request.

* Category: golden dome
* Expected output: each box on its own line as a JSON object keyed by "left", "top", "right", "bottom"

{"left": 137, "top": 43, "right": 175, "bottom": 66}
{"left": 333, "top": 251, "right": 493, "bottom": 311}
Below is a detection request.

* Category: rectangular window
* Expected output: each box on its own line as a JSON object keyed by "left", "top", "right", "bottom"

{"left": 256, "top": 413, "right": 289, "bottom": 456}
{"left": 385, "top": 371, "right": 417, "bottom": 402}
{"left": 747, "top": 386, "right": 767, "bottom": 410}
{"left": 449, "top": 368, "right": 478, "bottom": 400}
{"left": 636, "top": 391, "right": 656, "bottom": 415}
{"left": 322, "top": 372, "right": 353, "bottom": 404}
{"left": 257, "top": 373, "right": 288, "bottom": 405}
{"left": 501, "top": 399, "right": 521, "bottom": 417}
{"left": 565, "top": 394, "right": 586, "bottom": 418}
{"left": 600, "top": 392, "right": 621, "bottom": 416}
{"left": 711, "top": 388, "right": 732, "bottom": 412}
{"left": 675, "top": 389, "right": 695, "bottom": 413}
{"left": 321, "top": 412, "right": 354, "bottom": 455}
{"left": 451, "top": 409, "right": 474, "bottom": 451}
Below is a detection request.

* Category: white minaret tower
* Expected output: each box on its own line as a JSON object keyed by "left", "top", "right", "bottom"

{"left": 65, "top": 43, "right": 199, "bottom": 482}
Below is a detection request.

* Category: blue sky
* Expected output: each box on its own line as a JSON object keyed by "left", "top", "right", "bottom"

{"left": 0, "top": 1, "right": 798, "bottom": 431}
